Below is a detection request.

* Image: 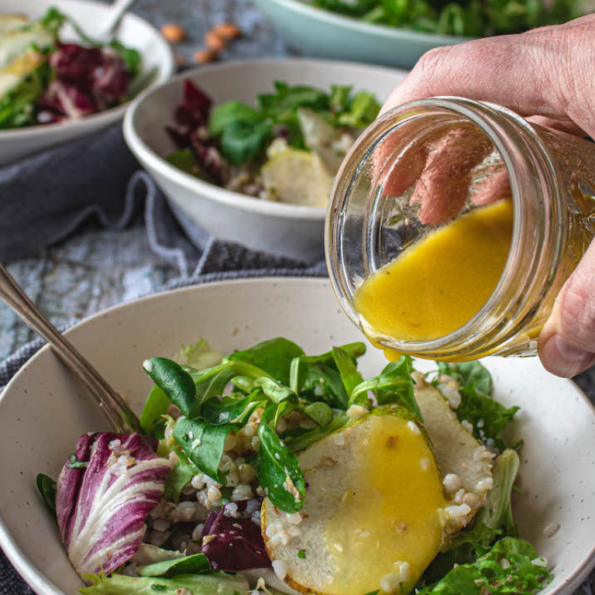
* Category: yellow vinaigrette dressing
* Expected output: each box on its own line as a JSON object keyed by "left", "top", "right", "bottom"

{"left": 353, "top": 200, "right": 514, "bottom": 348}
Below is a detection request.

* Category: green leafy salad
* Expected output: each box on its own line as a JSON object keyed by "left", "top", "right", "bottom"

{"left": 0, "top": 8, "right": 141, "bottom": 129}
{"left": 306, "top": 0, "right": 582, "bottom": 37}
{"left": 165, "top": 80, "right": 381, "bottom": 207}
{"left": 38, "top": 337, "right": 551, "bottom": 595}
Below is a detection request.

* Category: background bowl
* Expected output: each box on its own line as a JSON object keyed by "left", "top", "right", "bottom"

{"left": 0, "top": 0, "right": 175, "bottom": 166}
{"left": 0, "top": 278, "right": 594, "bottom": 595}
{"left": 124, "top": 59, "right": 406, "bottom": 261}
{"left": 252, "top": 0, "right": 472, "bottom": 69}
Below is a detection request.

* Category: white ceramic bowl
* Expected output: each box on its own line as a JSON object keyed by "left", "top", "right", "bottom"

{"left": 124, "top": 60, "right": 406, "bottom": 261}
{"left": 0, "top": 0, "right": 175, "bottom": 166}
{"left": 0, "top": 277, "right": 594, "bottom": 595}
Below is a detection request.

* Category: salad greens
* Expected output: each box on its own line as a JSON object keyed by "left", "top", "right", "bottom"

{"left": 307, "top": 0, "right": 580, "bottom": 37}
{"left": 435, "top": 361, "right": 519, "bottom": 452}
{"left": 165, "top": 80, "right": 381, "bottom": 207}
{"left": 39, "top": 336, "right": 551, "bottom": 595}
{"left": 0, "top": 7, "right": 141, "bottom": 129}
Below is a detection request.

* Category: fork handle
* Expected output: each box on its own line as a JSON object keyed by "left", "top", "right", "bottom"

{"left": 0, "top": 264, "right": 139, "bottom": 434}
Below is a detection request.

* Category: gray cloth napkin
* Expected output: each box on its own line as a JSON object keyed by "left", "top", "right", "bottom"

{"left": 0, "top": 124, "right": 325, "bottom": 278}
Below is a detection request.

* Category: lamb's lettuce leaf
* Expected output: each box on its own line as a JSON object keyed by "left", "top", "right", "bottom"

{"left": 163, "top": 449, "right": 198, "bottom": 503}
{"left": 173, "top": 339, "right": 223, "bottom": 370}
{"left": 56, "top": 433, "right": 170, "bottom": 578}
{"left": 36, "top": 473, "right": 56, "bottom": 514}
{"left": 137, "top": 553, "right": 211, "bottom": 577}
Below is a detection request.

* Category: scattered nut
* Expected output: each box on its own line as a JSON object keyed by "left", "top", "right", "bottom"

{"left": 161, "top": 23, "right": 186, "bottom": 43}
{"left": 204, "top": 31, "right": 226, "bottom": 52}
{"left": 213, "top": 22, "right": 241, "bottom": 40}
{"left": 174, "top": 54, "right": 185, "bottom": 67}
{"left": 194, "top": 49, "right": 217, "bottom": 64}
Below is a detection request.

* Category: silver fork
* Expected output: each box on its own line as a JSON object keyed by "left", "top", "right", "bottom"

{"left": 0, "top": 263, "right": 140, "bottom": 434}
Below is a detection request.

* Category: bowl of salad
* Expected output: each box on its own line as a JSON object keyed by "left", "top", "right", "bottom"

{"left": 0, "top": 277, "right": 594, "bottom": 595}
{"left": 0, "top": 0, "right": 175, "bottom": 165}
{"left": 252, "top": 0, "right": 583, "bottom": 69}
{"left": 124, "top": 59, "right": 406, "bottom": 261}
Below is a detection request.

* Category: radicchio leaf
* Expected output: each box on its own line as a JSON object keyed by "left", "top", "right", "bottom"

{"left": 56, "top": 433, "right": 170, "bottom": 579}
{"left": 201, "top": 499, "right": 270, "bottom": 572}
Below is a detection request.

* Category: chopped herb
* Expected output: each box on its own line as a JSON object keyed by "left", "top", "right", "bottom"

{"left": 298, "top": 549, "right": 307, "bottom": 559}
{"left": 67, "top": 454, "right": 87, "bottom": 469}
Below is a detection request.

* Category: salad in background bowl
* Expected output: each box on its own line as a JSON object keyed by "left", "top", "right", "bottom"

{"left": 124, "top": 59, "right": 406, "bottom": 260}
{"left": 0, "top": 0, "right": 174, "bottom": 166}
{"left": 165, "top": 80, "right": 381, "bottom": 207}
{"left": 0, "top": 8, "right": 141, "bottom": 129}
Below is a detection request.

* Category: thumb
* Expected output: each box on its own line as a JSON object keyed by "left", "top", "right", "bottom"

{"left": 539, "top": 244, "right": 595, "bottom": 377}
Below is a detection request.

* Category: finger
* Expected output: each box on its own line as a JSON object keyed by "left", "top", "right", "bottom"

{"left": 527, "top": 115, "right": 589, "bottom": 138}
{"left": 471, "top": 168, "right": 511, "bottom": 206}
{"left": 539, "top": 241, "right": 595, "bottom": 377}
{"left": 411, "top": 127, "right": 494, "bottom": 224}
{"left": 381, "top": 34, "right": 571, "bottom": 123}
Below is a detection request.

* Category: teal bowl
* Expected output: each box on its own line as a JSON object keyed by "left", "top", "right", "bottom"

{"left": 253, "top": 0, "right": 473, "bottom": 69}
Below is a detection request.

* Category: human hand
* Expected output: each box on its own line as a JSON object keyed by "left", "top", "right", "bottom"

{"left": 380, "top": 15, "right": 595, "bottom": 377}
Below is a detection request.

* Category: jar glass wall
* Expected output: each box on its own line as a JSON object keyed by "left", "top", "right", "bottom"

{"left": 326, "top": 98, "right": 595, "bottom": 362}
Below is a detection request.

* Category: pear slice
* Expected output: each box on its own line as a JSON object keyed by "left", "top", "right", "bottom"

{"left": 262, "top": 406, "right": 446, "bottom": 595}
{"left": 414, "top": 383, "right": 494, "bottom": 531}
{"left": 0, "top": 15, "right": 29, "bottom": 37}
{"left": 261, "top": 149, "right": 334, "bottom": 208}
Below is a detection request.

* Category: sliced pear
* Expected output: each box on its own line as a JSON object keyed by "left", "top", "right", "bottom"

{"left": 0, "top": 50, "right": 44, "bottom": 99}
{"left": 261, "top": 149, "right": 334, "bottom": 208}
{"left": 297, "top": 108, "right": 349, "bottom": 173}
{"left": 0, "top": 15, "right": 29, "bottom": 37}
{"left": 415, "top": 384, "right": 494, "bottom": 504}
{"left": 0, "top": 24, "right": 55, "bottom": 70}
{"left": 262, "top": 406, "right": 445, "bottom": 595}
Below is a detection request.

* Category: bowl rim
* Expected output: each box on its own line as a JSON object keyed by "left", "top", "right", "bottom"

{"left": 1, "top": 276, "right": 595, "bottom": 595}
{"left": 253, "top": 0, "right": 475, "bottom": 43}
{"left": 123, "top": 57, "right": 405, "bottom": 221}
{"left": 0, "top": 0, "right": 175, "bottom": 141}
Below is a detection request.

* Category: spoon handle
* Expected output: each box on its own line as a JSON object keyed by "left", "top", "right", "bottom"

{"left": 98, "top": 0, "right": 139, "bottom": 41}
{"left": 0, "top": 264, "right": 139, "bottom": 434}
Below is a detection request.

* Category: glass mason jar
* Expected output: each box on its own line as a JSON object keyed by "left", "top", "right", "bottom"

{"left": 326, "top": 97, "right": 595, "bottom": 362}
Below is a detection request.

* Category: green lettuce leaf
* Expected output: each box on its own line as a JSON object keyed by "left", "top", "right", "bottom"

{"left": 79, "top": 571, "right": 250, "bottom": 595}
{"left": 137, "top": 554, "right": 210, "bottom": 577}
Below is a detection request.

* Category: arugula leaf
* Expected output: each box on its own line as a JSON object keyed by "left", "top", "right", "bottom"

{"left": 165, "top": 149, "right": 205, "bottom": 179}
{"left": 137, "top": 554, "right": 211, "bottom": 577}
{"left": 350, "top": 356, "right": 421, "bottom": 421}
{"left": 329, "top": 85, "right": 352, "bottom": 113}
{"left": 201, "top": 390, "right": 266, "bottom": 426}
{"left": 220, "top": 120, "right": 273, "bottom": 166}
{"left": 438, "top": 361, "right": 518, "bottom": 452}
{"left": 143, "top": 358, "right": 197, "bottom": 418}
{"left": 257, "top": 423, "right": 305, "bottom": 513}
{"left": 418, "top": 537, "right": 550, "bottom": 594}
{"left": 209, "top": 101, "right": 262, "bottom": 137}
{"left": 332, "top": 346, "right": 364, "bottom": 396}
{"left": 36, "top": 473, "right": 56, "bottom": 513}
{"left": 173, "top": 419, "right": 235, "bottom": 484}
{"left": 108, "top": 40, "right": 142, "bottom": 79}
{"left": 140, "top": 386, "right": 170, "bottom": 437}
{"left": 164, "top": 450, "right": 198, "bottom": 503}
{"left": 226, "top": 338, "right": 305, "bottom": 385}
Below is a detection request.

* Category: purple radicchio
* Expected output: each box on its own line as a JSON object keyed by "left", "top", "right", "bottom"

{"left": 201, "top": 499, "right": 271, "bottom": 572}
{"left": 56, "top": 433, "right": 170, "bottom": 579}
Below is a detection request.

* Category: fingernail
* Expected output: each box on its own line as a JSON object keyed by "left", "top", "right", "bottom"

{"left": 540, "top": 334, "right": 595, "bottom": 378}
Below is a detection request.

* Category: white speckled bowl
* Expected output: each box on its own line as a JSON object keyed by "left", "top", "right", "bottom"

{"left": 0, "top": 0, "right": 175, "bottom": 165}
{"left": 0, "top": 278, "right": 594, "bottom": 595}
{"left": 124, "top": 60, "right": 407, "bottom": 261}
